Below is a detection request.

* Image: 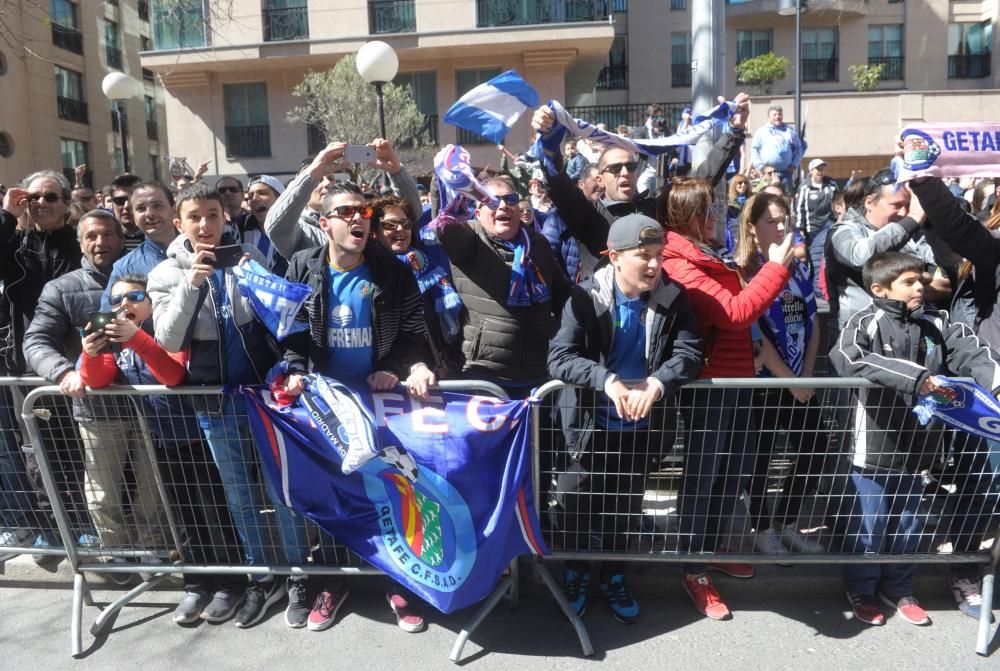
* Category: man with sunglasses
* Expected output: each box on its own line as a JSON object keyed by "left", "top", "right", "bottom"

{"left": 531, "top": 93, "right": 750, "bottom": 283}
{"left": 825, "top": 167, "right": 951, "bottom": 328}
{"left": 110, "top": 173, "right": 144, "bottom": 251}
{"left": 215, "top": 176, "right": 246, "bottom": 224}
{"left": 280, "top": 181, "right": 434, "bottom": 632}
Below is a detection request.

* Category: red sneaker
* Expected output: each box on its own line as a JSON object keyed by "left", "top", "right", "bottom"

{"left": 683, "top": 573, "right": 731, "bottom": 620}
{"left": 307, "top": 586, "right": 349, "bottom": 632}
{"left": 846, "top": 592, "right": 885, "bottom": 626}
{"left": 387, "top": 592, "right": 426, "bottom": 633}
{"left": 879, "top": 594, "right": 931, "bottom": 626}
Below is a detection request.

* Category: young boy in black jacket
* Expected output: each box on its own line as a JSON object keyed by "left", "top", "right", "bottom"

{"left": 547, "top": 213, "right": 703, "bottom": 623}
{"left": 830, "top": 251, "right": 1000, "bottom": 627}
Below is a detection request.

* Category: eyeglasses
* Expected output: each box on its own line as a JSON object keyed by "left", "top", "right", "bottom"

{"left": 487, "top": 193, "right": 521, "bottom": 209}
{"left": 111, "top": 196, "right": 129, "bottom": 207}
{"left": 218, "top": 186, "right": 242, "bottom": 195}
{"left": 324, "top": 204, "right": 373, "bottom": 220}
{"left": 602, "top": 161, "right": 639, "bottom": 176}
{"left": 763, "top": 169, "right": 777, "bottom": 176}
{"left": 28, "top": 192, "right": 61, "bottom": 204}
{"left": 110, "top": 290, "right": 147, "bottom": 306}
{"left": 379, "top": 218, "right": 412, "bottom": 232}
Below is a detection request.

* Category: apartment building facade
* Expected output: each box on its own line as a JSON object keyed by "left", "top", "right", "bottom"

{"left": 592, "top": 0, "right": 998, "bottom": 177}
{"left": 140, "top": 0, "right": 615, "bottom": 178}
{"left": 0, "top": 0, "right": 168, "bottom": 187}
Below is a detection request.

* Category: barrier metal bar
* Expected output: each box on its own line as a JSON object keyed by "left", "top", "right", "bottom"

{"left": 532, "top": 378, "right": 1000, "bottom": 657}
{"left": 17, "top": 381, "right": 530, "bottom": 661}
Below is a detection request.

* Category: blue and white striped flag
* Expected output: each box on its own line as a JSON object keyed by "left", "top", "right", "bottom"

{"left": 443, "top": 70, "right": 539, "bottom": 144}
{"left": 532, "top": 99, "right": 735, "bottom": 176}
{"left": 232, "top": 259, "right": 312, "bottom": 340}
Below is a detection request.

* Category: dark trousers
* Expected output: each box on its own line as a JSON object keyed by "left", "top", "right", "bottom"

{"left": 945, "top": 434, "right": 1000, "bottom": 579}
{"left": 558, "top": 429, "right": 647, "bottom": 579}
{"left": 747, "top": 388, "right": 827, "bottom": 531}
{"left": 678, "top": 387, "right": 759, "bottom": 573}
{"left": 839, "top": 467, "right": 924, "bottom": 598}
{"left": 0, "top": 386, "right": 33, "bottom": 529}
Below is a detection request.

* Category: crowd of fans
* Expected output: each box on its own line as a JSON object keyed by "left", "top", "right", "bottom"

{"left": 0, "top": 93, "right": 999, "bottom": 636}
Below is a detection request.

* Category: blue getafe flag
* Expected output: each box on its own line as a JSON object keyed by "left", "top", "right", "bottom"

{"left": 232, "top": 259, "right": 312, "bottom": 340}
{"left": 242, "top": 376, "right": 549, "bottom": 613}
{"left": 913, "top": 376, "right": 1000, "bottom": 441}
{"left": 443, "top": 70, "right": 539, "bottom": 144}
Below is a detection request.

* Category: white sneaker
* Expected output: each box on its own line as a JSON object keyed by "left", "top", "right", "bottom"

{"left": 779, "top": 525, "right": 825, "bottom": 553}
{"left": 754, "top": 528, "right": 789, "bottom": 555}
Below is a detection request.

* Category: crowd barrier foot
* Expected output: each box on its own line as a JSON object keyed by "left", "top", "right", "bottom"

{"left": 535, "top": 562, "right": 593, "bottom": 657}
{"left": 977, "top": 572, "right": 995, "bottom": 656}
{"left": 70, "top": 572, "right": 86, "bottom": 658}
{"left": 449, "top": 573, "right": 516, "bottom": 662}
{"left": 69, "top": 569, "right": 172, "bottom": 657}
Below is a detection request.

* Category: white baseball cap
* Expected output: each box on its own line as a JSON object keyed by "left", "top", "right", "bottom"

{"left": 808, "top": 158, "right": 827, "bottom": 171}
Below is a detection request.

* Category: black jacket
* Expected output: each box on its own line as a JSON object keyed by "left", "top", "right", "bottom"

{"left": 439, "top": 219, "right": 571, "bottom": 385}
{"left": 0, "top": 210, "right": 81, "bottom": 374}
{"left": 283, "top": 242, "right": 430, "bottom": 378}
{"left": 544, "top": 130, "right": 745, "bottom": 266}
{"left": 829, "top": 297, "right": 1000, "bottom": 472}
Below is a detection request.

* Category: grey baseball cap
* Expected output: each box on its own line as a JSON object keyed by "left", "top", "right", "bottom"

{"left": 604, "top": 213, "right": 664, "bottom": 254}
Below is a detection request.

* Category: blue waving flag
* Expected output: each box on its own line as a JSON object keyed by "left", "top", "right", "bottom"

{"left": 443, "top": 70, "right": 539, "bottom": 144}
{"left": 913, "top": 376, "right": 1000, "bottom": 441}
{"left": 242, "top": 376, "right": 548, "bottom": 613}
{"left": 233, "top": 259, "right": 312, "bottom": 340}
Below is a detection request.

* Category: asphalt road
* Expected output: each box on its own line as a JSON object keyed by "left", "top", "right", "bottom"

{"left": 2, "top": 555, "right": 998, "bottom": 671}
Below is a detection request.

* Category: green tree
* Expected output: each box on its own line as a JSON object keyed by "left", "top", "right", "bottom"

{"left": 735, "top": 52, "right": 789, "bottom": 95}
{"left": 849, "top": 63, "right": 884, "bottom": 92}
{"left": 288, "top": 55, "right": 431, "bottom": 180}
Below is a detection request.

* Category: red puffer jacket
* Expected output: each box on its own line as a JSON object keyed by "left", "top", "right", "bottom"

{"left": 662, "top": 231, "right": 791, "bottom": 378}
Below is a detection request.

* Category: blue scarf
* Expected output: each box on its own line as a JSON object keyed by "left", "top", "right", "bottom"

{"left": 501, "top": 228, "right": 550, "bottom": 308}
{"left": 396, "top": 248, "right": 463, "bottom": 343}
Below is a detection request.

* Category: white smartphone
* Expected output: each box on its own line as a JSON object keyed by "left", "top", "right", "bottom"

{"left": 344, "top": 144, "right": 376, "bottom": 164}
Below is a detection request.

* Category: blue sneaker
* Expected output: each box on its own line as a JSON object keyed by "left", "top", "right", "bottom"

{"left": 600, "top": 574, "right": 639, "bottom": 624}
{"left": 78, "top": 533, "right": 100, "bottom": 547}
{"left": 562, "top": 568, "right": 590, "bottom": 617}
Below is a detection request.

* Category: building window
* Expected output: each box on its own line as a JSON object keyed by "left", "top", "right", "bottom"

{"left": 868, "top": 25, "right": 903, "bottom": 80}
{"left": 369, "top": 0, "right": 416, "bottom": 34}
{"left": 802, "top": 27, "right": 838, "bottom": 82}
{"left": 223, "top": 82, "right": 271, "bottom": 157}
{"left": 50, "top": 0, "right": 83, "bottom": 54}
{"left": 597, "top": 36, "right": 628, "bottom": 90}
{"left": 671, "top": 33, "right": 691, "bottom": 88}
{"left": 396, "top": 71, "right": 438, "bottom": 145}
{"left": 149, "top": 154, "right": 161, "bottom": 180}
{"left": 669, "top": 0, "right": 684, "bottom": 10}
{"left": 151, "top": 0, "right": 209, "bottom": 50}
{"left": 60, "top": 138, "right": 88, "bottom": 185}
{"left": 55, "top": 66, "right": 88, "bottom": 124}
{"left": 138, "top": 0, "right": 150, "bottom": 21}
{"left": 105, "top": 21, "right": 123, "bottom": 70}
{"left": 263, "top": 0, "right": 309, "bottom": 42}
{"left": 145, "top": 95, "right": 159, "bottom": 140}
{"left": 475, "top": 0, "right": 604, "bottom": 27}
{"left": 455, "top": 69, "right": 500, "bottom": 143}
{"left": 0, "top": 132, "right": 13, "bottom": 158}
{"left": 949, "top": 21, "right": 992, "bottom": 79}
{"left": 736, "top": 29, "right": 771, "bottom": 64}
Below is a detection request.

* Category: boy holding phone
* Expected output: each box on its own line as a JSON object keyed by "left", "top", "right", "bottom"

{"left": 148, "top": 183, "right": 309, "bottom": 629}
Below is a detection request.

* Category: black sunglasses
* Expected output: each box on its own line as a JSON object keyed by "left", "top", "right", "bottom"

{"left": 218, "top": 186, "right": 242, "bottom": 195}
{"left": 602, "top": 161, "right": 639, "bottom": 176}
{"left": 324, "top": 204, "right": 373, "bottom": 220}
{"left": 28, "top": 192, "right": 61, "bottom": 204}
{"left": 109, "top": 290, "right": 147, "bottom": 306}
{"left": 111, "top": 196, "right": 129, "bottom": 206}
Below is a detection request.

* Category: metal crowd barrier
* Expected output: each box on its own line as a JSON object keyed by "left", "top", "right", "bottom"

{"left": 12, "top": 379, "right": 535, "bottom": 661}
{"left": 531, "top": 377, "right": 1000, "bottom": 657}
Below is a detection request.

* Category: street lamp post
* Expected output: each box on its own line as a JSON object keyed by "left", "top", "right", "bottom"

{"left": 778, "top": 0, "right": 805, "bottom": 185}
{"left": 101, "top": 72, "right": 135, "bottom": 174}
{"left": 356, "top": 40, "right": 399, "bottom": 142}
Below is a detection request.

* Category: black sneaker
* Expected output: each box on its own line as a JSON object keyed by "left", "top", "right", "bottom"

{"left": 235, "top": 579, "right": 286, "bottom": 628}
{"left": 174, "top": 589, "right": 211, "bottom": 624}
{"left": 285, "top": 577, "right": 310, "bottom": 629}
{"left": 201, "top": 586, "right": 245, "bottom": 623}
{"left": 600, "top": 574, "right": 639, "bottom": 624}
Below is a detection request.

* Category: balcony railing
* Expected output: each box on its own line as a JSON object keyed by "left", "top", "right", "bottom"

{"left": 147, "top": 120, "right": 159, "bottom": 140}
{"left": 51, "top": 25, "right": 83, "bottom": 54}
{"left": 949, "top": 53, "right": 991, "bottom": 79}
{"left": 476, "top": 0, "right": 608, "bottom": 28}
{"left": 369, "top": 0, "right": 416, "bottom": 34}
{"left": 565, "top": 101, "right": 689, "bottom": 133}
{"left": 263, "top": 6, "right": 309, "bottom": 42}
{"left": 138, "top": 0, "right": 149, "bottom": 21}
{"left": 457, "top": 127, "right": 489, "bottom": 145}
{"left": 225, "top": 125, "right": 271, "bottom": 157}
{"left": 596, "top": 64, "right": 628, "bottom": 90}
{"left": 106, "top": 46, "right": 123, "bottom": 70}
{"left": 801, "top": 57, "right": 838, "bottom": 82}
{"left": 671, "top": 63, "right": 691, "bottom": 88}
{"left": 867, "top": 55, "right": 903, "bottom": 80}
{"left": 57, "top": 97, "right": 89, "bottom": 124}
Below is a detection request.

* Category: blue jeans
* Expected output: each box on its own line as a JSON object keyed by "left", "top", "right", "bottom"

{"left": 198, "top": 395, "right": 307, "bottom": 577}
{"left": 678, "top": 387, "right": 759, "bottom": 573}
{"left": 839, "top": 468, "right": 925, "bottom": 598}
